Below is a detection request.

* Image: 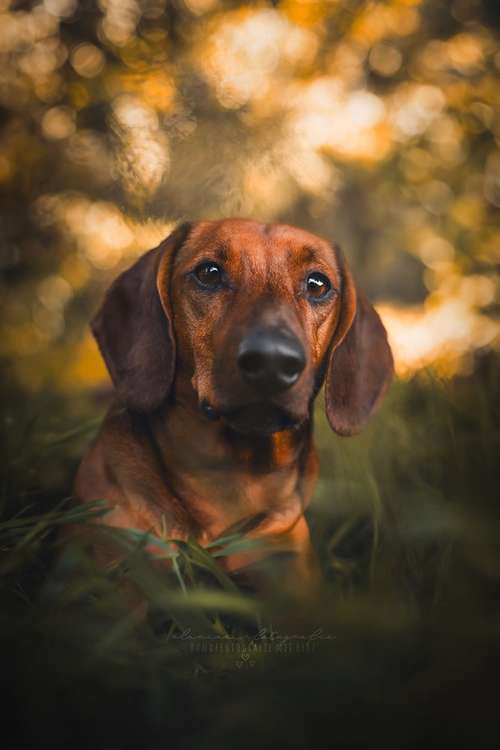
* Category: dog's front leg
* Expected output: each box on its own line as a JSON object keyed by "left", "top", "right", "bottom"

{"left": 224, "top": 515, "right": 322, "bottom": 599}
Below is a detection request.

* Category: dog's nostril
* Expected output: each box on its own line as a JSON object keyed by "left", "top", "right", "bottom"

{"left": 239, "top": 351, "right": 265, "bottom": 377}
{"left": 281, "top": 354, "right": 303, "bottom": 378}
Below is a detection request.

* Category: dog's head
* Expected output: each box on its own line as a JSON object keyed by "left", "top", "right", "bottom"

{"left": 92, "top": 219, "right": 393, "bottom": 436}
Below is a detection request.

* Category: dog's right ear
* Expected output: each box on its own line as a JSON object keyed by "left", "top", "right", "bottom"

{"left": 91, "top": 222, "right": 192, "bottom": 413}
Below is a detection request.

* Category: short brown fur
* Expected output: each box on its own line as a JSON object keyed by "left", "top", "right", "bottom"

{"left": 75, "top": 219, "right": 393, "bottom": 591}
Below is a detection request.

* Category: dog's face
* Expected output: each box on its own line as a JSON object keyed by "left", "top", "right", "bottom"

{"left": 168, "top": 220, "right": 345, "bottom": 435}
{"left": 92, "top": 219, "right": 393, "bottom": 437}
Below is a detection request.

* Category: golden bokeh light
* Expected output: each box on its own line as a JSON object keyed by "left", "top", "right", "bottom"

{"left": 197, "top": 7, "right": 317, "bottom": 109}
{"left": 41, "top": 106, "right": 76, "bottom": 140}
{"left": 70, "top": 44, "right": 106, "bottom": 79}
{"left": 380, "top": 299, "right": 498, "bottom": 378}
{"left": 0, "top": 0, "right": 498, "bottom": 391}
{"left": 369, "top": 43, "right": 403, "bottom": 77}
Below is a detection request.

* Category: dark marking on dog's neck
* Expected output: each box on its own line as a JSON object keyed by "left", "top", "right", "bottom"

{"left": 220, "top": 421, "right": 311, "bottom": 475}
{"left": 152, "top": 398, "right": 312, "bottom": 477}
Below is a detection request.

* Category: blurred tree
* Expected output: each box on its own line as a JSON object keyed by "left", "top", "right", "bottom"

{"left": 0, "top": 0, "right": 498, "bottom": 392}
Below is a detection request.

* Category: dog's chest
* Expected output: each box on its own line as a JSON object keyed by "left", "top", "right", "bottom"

{"left": 166, "top": 461, "right": 304, "bottom": 543}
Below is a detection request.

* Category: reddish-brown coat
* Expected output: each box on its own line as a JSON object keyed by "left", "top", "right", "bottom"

{"left": 75, "top": 219, "right": 393, "bottom": 592}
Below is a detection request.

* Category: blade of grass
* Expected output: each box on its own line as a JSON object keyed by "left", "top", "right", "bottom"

{"left": 177, "top": 538, "right": 240, "bottom": 593}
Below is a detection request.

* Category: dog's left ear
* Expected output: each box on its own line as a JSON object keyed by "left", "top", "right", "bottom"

{"left": 91, "top": 222, "right": 192, "bottom": 413}
{"left": 324, "top": 247, "right": 394, "bottom": 436}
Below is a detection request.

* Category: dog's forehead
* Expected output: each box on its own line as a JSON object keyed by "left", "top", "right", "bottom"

{"left": 174, "top": 219, "right": 339, "bottom": 274}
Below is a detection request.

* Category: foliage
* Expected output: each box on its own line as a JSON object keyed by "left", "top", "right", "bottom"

{"left": 1, "top": 353, "right": 500, "bottom": 747}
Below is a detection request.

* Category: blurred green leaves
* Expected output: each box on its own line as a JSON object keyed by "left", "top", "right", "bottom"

{"left": 0, "top": 344, "right": 499, "bottom": 748}
{"left": 0, "top": 0, "right": 498, "bottom": 391}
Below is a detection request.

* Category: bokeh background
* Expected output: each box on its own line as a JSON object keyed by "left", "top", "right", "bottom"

{"left": 0, "top": 0, "right": 499, "bottom": 395}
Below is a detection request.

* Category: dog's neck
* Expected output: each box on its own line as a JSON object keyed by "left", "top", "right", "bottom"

{"left": 148, "top": 398, "right": 315, "bottom": 540}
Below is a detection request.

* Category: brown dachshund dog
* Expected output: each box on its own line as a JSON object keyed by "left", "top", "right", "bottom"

{"left": 75, "top": 219, "right": 393, "bottom": 592}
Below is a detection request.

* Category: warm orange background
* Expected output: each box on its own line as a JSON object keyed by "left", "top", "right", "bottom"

{"left": 0, "top": 0, "right": 498, "bottom": 393}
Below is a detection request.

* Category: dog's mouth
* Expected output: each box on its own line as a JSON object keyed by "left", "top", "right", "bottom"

{"left": 200, "top": 399, "right": 302, "bottom": 436}
{"left": 225, "top": 404, "right": 300, "bottom": 436}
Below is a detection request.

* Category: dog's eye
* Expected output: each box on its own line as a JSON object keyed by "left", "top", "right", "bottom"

{"left": 306, "top": 272, "right": 332, "bottom": 300}
{"left": 194, "top": 262, "right": 222, "bottom": 289}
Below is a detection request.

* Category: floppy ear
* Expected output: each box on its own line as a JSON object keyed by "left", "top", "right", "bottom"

{"left": 324, "top": 249, "right": 394, "bottom": 436}
{"left": 91, "top": 222, "right": 192, "bottom": 413}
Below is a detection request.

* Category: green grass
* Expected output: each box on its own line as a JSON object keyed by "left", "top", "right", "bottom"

{"left": 1, "top": 353, "right": 499, "bottom": 748}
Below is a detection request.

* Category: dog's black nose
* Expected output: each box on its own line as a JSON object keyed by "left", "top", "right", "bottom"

{"left": 237, "top": 327, "right": 306, "bottom": 393}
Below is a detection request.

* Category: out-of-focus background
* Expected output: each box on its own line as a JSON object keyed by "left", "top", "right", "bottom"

{"left": 0, "top": 0, "right": 499, "bottom": 396}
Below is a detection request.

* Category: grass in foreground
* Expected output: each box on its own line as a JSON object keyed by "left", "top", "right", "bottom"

{"left": 1, "top": 353, "right": 499, "bottom": 748}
